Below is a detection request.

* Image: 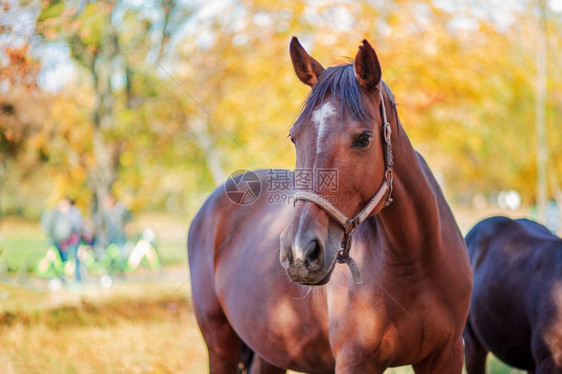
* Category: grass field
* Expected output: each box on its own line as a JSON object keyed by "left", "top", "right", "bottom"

{"left": 0, "top": 211, "right": 530, "bottom": 373}
{"left": 0, "top": 278, "right": 524, "bottom": 374}
{"left": 0, "top": 277, "right": 208, "bottom": 373}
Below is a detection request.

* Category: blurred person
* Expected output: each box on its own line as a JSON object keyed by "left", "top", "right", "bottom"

{"left": 81, "top": 218, "right": 96, "bottom": 247}
{"left": 93, "top": 196, "right": 130, "bottom": 250}
{"left": 102, "top": 195, "right": 131, "bottom": 249}
{"left": 93, "top": 195, "right": 132, "bottom": 269}
{"left": 93, "top": 195, "right": 133, "bottom": 274}
{"left": 41, "top": 197, "right": 84, "bottom": 282}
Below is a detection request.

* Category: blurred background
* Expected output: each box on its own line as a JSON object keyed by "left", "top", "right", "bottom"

{"left": 0, "top": 0, "right": 561, "bottom": 372}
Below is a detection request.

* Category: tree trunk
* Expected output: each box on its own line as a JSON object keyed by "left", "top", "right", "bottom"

{"left": 185, "top": 52, "right": 227, "bottom": 186}
{"left": 191, "top": 116, "right": 227, "bottom": 186}
{"left": 88, "top": 25, "right": 119, "bottom": 218}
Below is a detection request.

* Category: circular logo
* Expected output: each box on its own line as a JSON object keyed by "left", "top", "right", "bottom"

{"left": 224, "top": 169, "right": 262, "bottom": 205}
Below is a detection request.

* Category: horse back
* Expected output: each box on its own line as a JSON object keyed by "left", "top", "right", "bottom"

{"left": 466, "top": 216, "right": 562, "bottom": 370}
{"left": 466, "top": 216, "right": 558, "bottom": 271}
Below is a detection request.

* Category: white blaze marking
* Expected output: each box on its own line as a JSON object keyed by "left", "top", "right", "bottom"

{"left": 311, "top": 101, "right": 336, "bottom": 162}
{"left": 293, "top": 204, "right": 308, "bottom": 260}
{"left": 295, "top": 205, "right": 308, "bottom": 260}
{"left": 294, "top": 102, "right": 336, "bottom": 257}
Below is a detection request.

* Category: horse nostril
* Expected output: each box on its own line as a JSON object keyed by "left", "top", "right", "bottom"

{"left": 305, "top": 240, "right": 321, "bottom": 268}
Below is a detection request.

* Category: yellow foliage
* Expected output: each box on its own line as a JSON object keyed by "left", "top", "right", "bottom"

{"left": 4, "top": 0, "right": 562, "bottom": 219}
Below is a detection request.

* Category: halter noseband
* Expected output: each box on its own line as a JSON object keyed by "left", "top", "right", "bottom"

{"left": 294, "top": 90, "right": 394, "bottom": 285}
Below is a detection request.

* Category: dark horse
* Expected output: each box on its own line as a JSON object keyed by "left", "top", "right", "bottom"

{"left": 464, "top": 216, "right": 562, "bottom": 373}
{"left": 188, "top": 38, "right": 472, "bottom": 373}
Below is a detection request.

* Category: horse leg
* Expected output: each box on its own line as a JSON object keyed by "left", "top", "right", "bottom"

{"left": 531, "top": 329, "right": 562, "bottom": 374}
{"left": 190, "top": 253, "right": 242, "bottom": 373}
{"left": 250, "top": 356, "right": 286, "bottom": 374}
{"left": 532, "top": 344, "right": 562, "bottom": 374}
{"left": 412, "top": 337, "right": 464, "bottom": 374}
{"left": 197, "top": 306, "right": 243, "bottom": 374}
{"left": 333, "top": 362, "right": 384, "bottom": 374}
{"left": 534, "top": 358, "right": 562, "bottom": 374}
{"left": 463, "top": 319, "right": 488, "bottom": 374}
{"left": 332, "top": 348, "right": 384, "bottom": 374}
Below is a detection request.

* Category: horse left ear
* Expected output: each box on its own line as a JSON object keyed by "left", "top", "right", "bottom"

{"left": 354, "top": 40, "right": 382, "bottom": 93}
{"left": 290, "top": 37, "right": 324, "bottom": 87}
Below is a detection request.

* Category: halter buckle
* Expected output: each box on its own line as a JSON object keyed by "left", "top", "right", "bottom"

{"left": 383, "top": 121, "right": 392, "bottom": 143}
{"left": 385, "top": 169, "right": 393, "bottom": 185}
{"left": 343, "top": 217, "right": 358, "bottom": 235}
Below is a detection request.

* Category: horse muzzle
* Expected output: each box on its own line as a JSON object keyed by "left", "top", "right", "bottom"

{"left": 280, "top": 236, "right": 335, "bottom": 285}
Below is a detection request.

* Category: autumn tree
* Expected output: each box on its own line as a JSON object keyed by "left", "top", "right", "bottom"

{"left": 1, "top": 0, "right": 561, "bottom": 220}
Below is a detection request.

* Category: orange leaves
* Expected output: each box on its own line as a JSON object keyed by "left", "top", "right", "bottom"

{"left": 0, "top": 45, "right": 39, "bottom": 89}
{"left": 6, "top": 45, "right": 31, "bottom": 66}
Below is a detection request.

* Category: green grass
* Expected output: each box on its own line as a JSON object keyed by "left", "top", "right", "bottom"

{"left": 157, "top": 240, "right": 187, "bottom": 266}
{"left": 0, "top": 234, "right": 47, "bottom": 272}
{"left": 0, "top": 217, "right": 46, "bottom": 272}
{"left": 486, "top": 356, "right": 526, "bottom": 374}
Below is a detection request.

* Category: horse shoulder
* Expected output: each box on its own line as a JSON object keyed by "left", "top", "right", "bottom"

{"left": 189, "top": 169, "right": 285, "bottom": 258}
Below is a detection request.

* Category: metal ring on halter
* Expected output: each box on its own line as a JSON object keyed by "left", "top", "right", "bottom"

{"left": 383, "top": 122, "right": 392, "bottom": 143}
{"left": 385, "top": 169, "right": 393, "bottom": 185}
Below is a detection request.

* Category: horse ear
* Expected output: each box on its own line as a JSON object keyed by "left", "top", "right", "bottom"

{"left": 290, "top": 37, "right": 324, "bottom": 87}
{"left": 354, "top": 39, "right": 382, "bottom": 93}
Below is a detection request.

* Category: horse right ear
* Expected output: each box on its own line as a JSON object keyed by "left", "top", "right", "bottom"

{"left": 354, "top": 39, "right": 382, "bottom": 93}
{"left": 289, "top": 37, "right": 324, "bottom": 87}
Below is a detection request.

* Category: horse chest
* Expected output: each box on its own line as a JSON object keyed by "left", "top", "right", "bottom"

{"left": 323, "top": 271, "right": 431, "bottom": 363}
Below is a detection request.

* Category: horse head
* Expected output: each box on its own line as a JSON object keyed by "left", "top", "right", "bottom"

{"left": 280, "top": 38, "right": 391, "bottom": 285}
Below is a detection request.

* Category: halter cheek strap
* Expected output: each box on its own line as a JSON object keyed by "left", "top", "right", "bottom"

{"left": 294, "top": 90, "right": 394, "bottom": 285}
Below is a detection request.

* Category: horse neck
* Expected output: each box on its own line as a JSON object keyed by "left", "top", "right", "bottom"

{"left": 373, "top": 117, "right": 447, "bottom": 259}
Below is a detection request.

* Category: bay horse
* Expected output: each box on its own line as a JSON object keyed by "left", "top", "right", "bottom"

{"left": 464, "top": 216, "right": 562, "bottom": 373}
{"left": 188, "top": 37, "right": 472, "bottom": 373}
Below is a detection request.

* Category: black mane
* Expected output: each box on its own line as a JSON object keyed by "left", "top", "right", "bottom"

{"left": 299, "top": 64, "right": 396, "bottom": 124}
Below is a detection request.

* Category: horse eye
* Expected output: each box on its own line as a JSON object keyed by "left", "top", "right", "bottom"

{"left": 353, "top": 133, "right": 372, "bottom": 148}
{"left": 290, "top": 136, "right": 296, "bottom": 145}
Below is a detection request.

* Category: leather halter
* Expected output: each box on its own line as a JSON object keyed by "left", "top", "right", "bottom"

{"left": 294, "top": 89, "right": 394, "bottom": 285}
